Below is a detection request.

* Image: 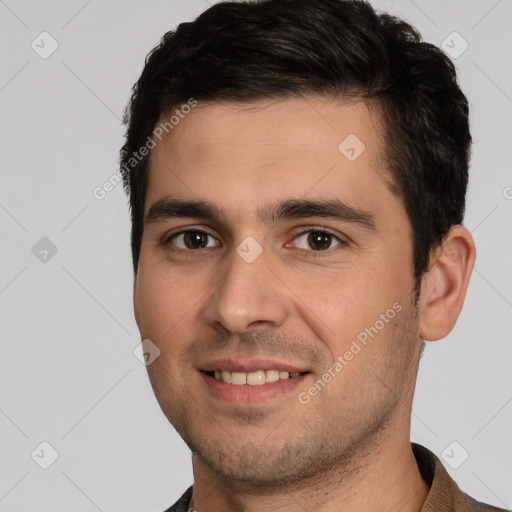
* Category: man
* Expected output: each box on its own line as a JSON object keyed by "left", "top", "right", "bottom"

{"left": 119, "top": 0, "right": 506, "bottom": 510}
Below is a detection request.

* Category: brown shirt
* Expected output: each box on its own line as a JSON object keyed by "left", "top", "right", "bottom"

{"left": 412, "top": 443, "right": 507, "bottom": 512}
{"left": 164, "top": 443, "right": 507, "bottom": 511}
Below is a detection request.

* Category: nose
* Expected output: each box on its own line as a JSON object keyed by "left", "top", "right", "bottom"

{"left": 204, "top": 247, "right": 289, "bottom": 335}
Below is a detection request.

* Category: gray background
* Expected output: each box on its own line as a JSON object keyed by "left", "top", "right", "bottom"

{"left": 0, "top": 0, "right": 511, "bottom": 511}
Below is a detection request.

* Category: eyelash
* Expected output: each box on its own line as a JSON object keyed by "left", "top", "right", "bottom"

{"left": 162, "top": 226, "right": 347, "bottom": 255}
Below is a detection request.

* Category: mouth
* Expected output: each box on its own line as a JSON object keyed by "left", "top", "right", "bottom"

{"left": 198, "top": 357, "right": 311, "bottom": 405}
{"left": 199, "top": 360, "right": 312, "bottom": 404}
{"left": 203, "top": 369, "right": 310, "bottom": 386}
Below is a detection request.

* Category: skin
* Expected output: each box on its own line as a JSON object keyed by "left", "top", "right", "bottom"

{"left": 133, "top": 95, "right": 476, "bottom": 512}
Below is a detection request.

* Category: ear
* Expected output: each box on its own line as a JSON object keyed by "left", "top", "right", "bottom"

{"left": 418, "top": 225, "right": 476, "bottom": 341}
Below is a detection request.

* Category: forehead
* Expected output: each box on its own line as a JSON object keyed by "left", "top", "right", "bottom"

{"left": 156, "top": 96, "right": 381, "bottom": 161}
{"left": 146, "top": 95, "right": 395, "bottom": 217}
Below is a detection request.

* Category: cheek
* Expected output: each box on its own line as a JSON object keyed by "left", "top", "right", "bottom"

{"left": 288, "top": 261, "right": 408, "bottom": 356}
{"left": 135, "top": 265, "right": 199, "bottom": 343}
{"left": 280, "top": 268, "right": 365, "bottom": 344}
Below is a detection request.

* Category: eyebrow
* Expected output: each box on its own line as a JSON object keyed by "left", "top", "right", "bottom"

{"left": 144, "top": 196, "right": 376, "bottom": 232}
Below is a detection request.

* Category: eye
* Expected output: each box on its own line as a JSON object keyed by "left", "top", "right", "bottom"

{"left": 292, "top": 229, "right": 343, "bottom": 251}
{"left": 167, "top": 230, "right": 219, "bottom": 250}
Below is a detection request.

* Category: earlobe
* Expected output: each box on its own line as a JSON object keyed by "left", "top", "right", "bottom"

{"left": 418, "top": 225, "right": 476, "bottom": 341}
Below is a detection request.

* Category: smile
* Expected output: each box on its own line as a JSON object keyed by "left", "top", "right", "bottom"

{"left": 207, "top": 369, "right": 307, "bottom": 385}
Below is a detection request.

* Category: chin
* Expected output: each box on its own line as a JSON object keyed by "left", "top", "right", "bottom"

{"left": 185, "top": 429, "right": 340, "bottom": 488}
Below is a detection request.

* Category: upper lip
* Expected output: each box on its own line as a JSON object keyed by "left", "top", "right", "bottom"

{"left": 199, "top": 358, "right": 310, "bottom": 374}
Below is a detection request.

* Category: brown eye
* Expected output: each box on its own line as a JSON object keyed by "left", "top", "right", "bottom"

{"left": 293, "top": 230, "right": 342, "bottom": 251}
{"left": 169, "top": 230, "right": 219, "bottom": 250}
{"left": 307, "top": 232, "right": 333, "bottom": 250}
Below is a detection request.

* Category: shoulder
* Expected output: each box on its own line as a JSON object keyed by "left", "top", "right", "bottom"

{"left": 412, "top": 443, "right": 508, "bottom": 512}
{"left": 462, "top": 493, "right": 509, "bottom": 512}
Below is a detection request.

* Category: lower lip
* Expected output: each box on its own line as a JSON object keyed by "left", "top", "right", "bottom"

{"left": 200, "top": 371, "right": 310, "bottom": 404}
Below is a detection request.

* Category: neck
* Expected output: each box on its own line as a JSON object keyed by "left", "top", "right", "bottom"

{"left": 189, "top": 430, "right": 429, "bottom": 512}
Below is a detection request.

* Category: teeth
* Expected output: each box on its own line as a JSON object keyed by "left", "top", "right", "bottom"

{"left": 231, "top": 372, "right": 247, "bottom": 385}
{"left": 265, "top": 369, "right": 280, "bottom": 383}
{"left": 212, "top": 369, "right": 303, "bottom": 385}
{"left": 247, "top": 370, "right": 265, "bottom": 385}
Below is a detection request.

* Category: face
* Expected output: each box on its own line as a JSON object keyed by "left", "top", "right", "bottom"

{"left": 134, "top": 96, "right": 423, "bottom": 486}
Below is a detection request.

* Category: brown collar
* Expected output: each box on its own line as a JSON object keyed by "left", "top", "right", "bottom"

{"left": 412, "top": 443, "right": 505, "bottom": 511}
